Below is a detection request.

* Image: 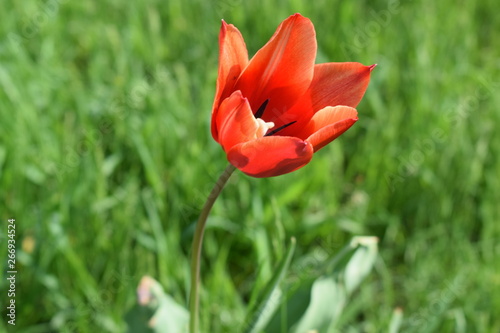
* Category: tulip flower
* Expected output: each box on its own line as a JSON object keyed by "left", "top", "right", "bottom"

{"left": 211, "top": 13, "right": 375, "bottom": 177}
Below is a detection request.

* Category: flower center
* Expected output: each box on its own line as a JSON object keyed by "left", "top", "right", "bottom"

{"left": 264, "top": 121, "right": 297, "bottom": 136}
{"left": 254, "top": 99, "right": 296, "bottom": 136}
{"left": 254, "top": 99, "right": 269, "bottom": 119}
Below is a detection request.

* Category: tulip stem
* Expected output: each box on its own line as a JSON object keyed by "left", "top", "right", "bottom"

{"left": 189, "top": 163, "right": 236, "bottom": 333}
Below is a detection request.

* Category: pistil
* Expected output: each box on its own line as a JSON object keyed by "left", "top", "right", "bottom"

{"left": 253, "top": 98, "right": 296, "bottom": 136}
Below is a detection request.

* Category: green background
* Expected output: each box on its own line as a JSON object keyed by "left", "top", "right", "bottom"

{"left": 1, "top": 0, "right": 499, "bottom": 332}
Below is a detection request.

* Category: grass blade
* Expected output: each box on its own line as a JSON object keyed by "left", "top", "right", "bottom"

{"left": 243, "top": 237, "right": 297, "bottom": 333}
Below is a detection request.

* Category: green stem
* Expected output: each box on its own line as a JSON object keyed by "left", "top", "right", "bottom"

{"left": 189, "top": 164, "right": 236, "bottom": 333}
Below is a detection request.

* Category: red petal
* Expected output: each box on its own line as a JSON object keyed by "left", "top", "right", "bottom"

{"left": 301, "top": 106, "right": 358, "bottom": 151}
{"left": 310, "top": 62, "right": 373, "bottom": 108}
{"left": 216, "top": 91, "right": 273, "bottom": 152}
{"left": 281, "top": 62, "right": 373, "bottom": 133}
{"left": 212, "top": 21, "right": 249, "bottom": 141}
{"left": 233, "top": 14, "right": 316, "bottom": 127}
{"left": 227, "top": 136, "right": 314, "bottom": 177}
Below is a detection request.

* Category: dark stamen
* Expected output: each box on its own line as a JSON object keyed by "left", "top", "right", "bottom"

{"left": 254, "top": 99, "right": 269, "bottom": 119}
{"left": 265, "top": 121, "right": 297, "bottom": 136}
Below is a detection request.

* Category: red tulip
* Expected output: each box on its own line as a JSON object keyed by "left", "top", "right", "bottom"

{"left": 211, "top": 13, "right": 375, "bottom": 177}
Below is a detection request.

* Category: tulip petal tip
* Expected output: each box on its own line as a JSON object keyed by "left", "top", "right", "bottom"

{"left": 297, "top": 141, "right": 310, "bottom": 154}
{"left": 369, "top": 64, "right": 377, "bottom": 71}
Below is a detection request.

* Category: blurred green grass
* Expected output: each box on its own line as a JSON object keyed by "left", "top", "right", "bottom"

{"left": 1, "top": 0, "right": 499, "bottom": 332}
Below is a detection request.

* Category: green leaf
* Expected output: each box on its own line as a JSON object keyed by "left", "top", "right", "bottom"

{"left": 344, "top": 236, "right": 379, "bottom": 294}
{"left": 125, "top": 276, "right": 189, "bottom": 333}
{"left": 291, "top": 276, "right": 346, "bottom": 333}
{"left": 267, "top": 236, "right": 378, "bottom": 333}
{"left": 389, "top": 308, "right": 403, "bottom": 333}
{"left": 243, "top": 237, "right": 297, "bottom": 333}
